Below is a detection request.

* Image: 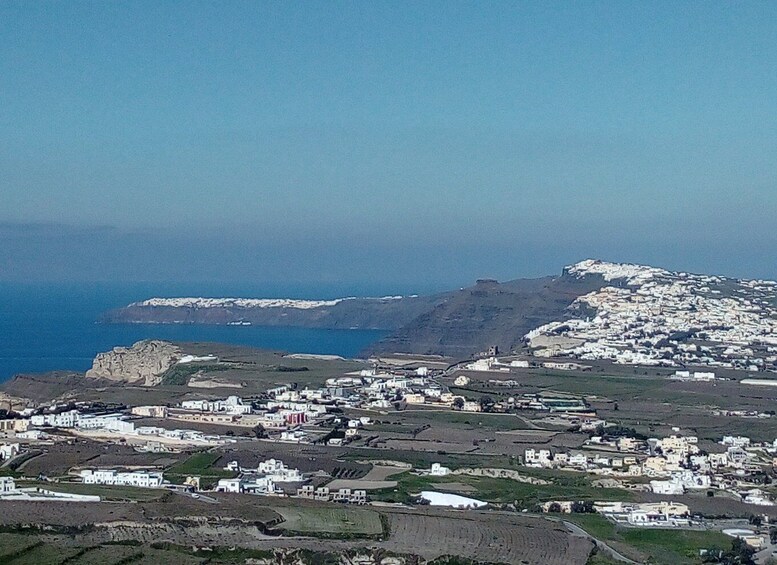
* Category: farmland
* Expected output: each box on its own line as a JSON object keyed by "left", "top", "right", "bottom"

{"left": 566, "top": 514, "right": 734, "bottom": 564}
{"left": 3, "top": 342, "right": 777, "bottom": 563}
{"left": 371, "top": 470, "right": 632, "bottom": 507}
{"left": 271, "top": 506, "right": 385, "bottom": 537}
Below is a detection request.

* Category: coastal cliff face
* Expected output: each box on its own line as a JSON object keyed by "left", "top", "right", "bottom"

{"left": 85, "top": 340, "right": 181, "bottom": 386}
{"left": 100, "top": 295, "right": 447, "bottom": 330}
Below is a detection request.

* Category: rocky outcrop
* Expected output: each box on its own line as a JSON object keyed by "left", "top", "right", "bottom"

{"left": 85, "top": 340, "right": 181, "bottom": 386}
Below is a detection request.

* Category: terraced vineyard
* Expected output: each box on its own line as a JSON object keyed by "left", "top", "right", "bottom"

{"left": 384, "top": 511, "right": 593, "bottom": 565}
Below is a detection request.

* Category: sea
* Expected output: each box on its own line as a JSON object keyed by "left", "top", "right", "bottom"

{"left": 0, "top": 281, "right": 424, "bottom": 383}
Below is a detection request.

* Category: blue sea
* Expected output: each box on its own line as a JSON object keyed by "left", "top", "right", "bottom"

{"left": 0, "top": 281, "right": 413, "bottom": 383}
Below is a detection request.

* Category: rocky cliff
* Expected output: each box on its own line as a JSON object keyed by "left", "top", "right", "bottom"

{"left": 85, "top": 340, "right": 181, "bottom": 386}
{"left": 100, "top": 294, "right": 448, "bottom": 330}
{"left": 367, "top": 273, "right": 606, "bottom": 357}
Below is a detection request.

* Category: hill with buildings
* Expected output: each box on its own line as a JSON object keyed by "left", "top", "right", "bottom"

{"left": 102, "top": 260, "right": 777, "bottom": 370}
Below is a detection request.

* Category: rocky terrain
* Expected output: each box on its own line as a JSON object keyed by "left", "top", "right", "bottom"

{"left": 368, "top": 275, "right": 605, "bottom": 357}
{"left": 85, "top": 340, "right": 182, "bottom": 386}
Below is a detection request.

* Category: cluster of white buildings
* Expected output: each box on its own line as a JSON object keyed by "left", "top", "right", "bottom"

{"left": 223, "top": 458, "right": 302, "bottom": 482}
{"left": 542, "top": 499, "right": 692, "bottom": 527}
{"left": 296, "top": 485, "right": 367, "bottom": 504}
{"left": 28, "top": 410, "right": 135, "bottom": 434}
{"left": 180, "top": 396, "right": 252, "bottom": 415}
{"left": 526, "top": 260, "right": 777, "bottom": 372}
{"left": 670, "top": 370, "right": 717, "bottom": 382}
{"left": 214, "top": 457, "right": 368, "bottom": 504}
{"left": 216, "top": 458, "right": 312, "bottom": 497}
{"left": 265, "top": 367, "right": 476, "bottom": 418}
{"left": 525, "top": 431, "right": 777, "bottom": 504}
{"left": 20, "top": 407, "right": 231, "bottom": 447}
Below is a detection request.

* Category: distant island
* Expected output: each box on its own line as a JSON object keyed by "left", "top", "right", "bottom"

{"left": 102, "top": 259, "right": 777, "bottom": 371}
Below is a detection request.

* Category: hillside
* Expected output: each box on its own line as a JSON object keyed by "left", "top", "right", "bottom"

{"left": 367, "top": 274, "right": 606, "bottom": 357}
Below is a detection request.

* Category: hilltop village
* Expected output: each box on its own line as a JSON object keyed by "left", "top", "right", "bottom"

{"left": 527, "top": 260, "right": 777, "bottom": 372}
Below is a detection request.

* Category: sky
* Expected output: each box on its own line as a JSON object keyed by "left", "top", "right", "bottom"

{"left": 2, "top": 1, "right": 777, "bottom": 289}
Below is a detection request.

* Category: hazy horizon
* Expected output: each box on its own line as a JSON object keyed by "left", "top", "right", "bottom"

{"left": 3, "top": 2, "right": 776, "bottom": 286}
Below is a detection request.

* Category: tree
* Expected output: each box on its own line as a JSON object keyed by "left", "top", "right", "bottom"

{"left": 571, "top": 501, "right": 595, "bottom": 514}
{"left": 547, "top": 502, "right": 562, "bottom": 513}
{"left": 701, "top": 548, "right": 724, "bottom": 563}
{"left": 748, "top": 515, "right": 763, "bottom": 527}
{"left": 769, "top": 526, "right": 777, "bottom": 545}
{"left": 479, "top": 396, "right": 495, "bottom": 412}
{"left": 453, "top": 397, "right": 464, "bottom": 410}
{"left": 719, "top": 537, "right": 755, "bottom": 565}
{"left": 252, "top": 424, "right": 267, "bottom": 439}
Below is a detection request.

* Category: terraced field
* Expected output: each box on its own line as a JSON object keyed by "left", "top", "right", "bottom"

{"left": 384, "top": 511, "right": 593, "bottom": 565}
{"left": 272, "top": 506, "right": 384, "bottom": 536}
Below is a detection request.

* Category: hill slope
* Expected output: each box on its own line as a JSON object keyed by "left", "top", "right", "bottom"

{"left": 367, "top": 274, "right": 605, "bottom": 357}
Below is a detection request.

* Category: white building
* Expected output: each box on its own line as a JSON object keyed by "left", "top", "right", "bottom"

{"left": 650, "top": 478, "right": 685, "bottom": 495}
{"left": 430, "top": 463, "right": 451, "bottom": 477}
{"left": 242, "top": 476, "right": 276, "bottom": 494}
{"left": 131, "top": 406, "right": 168, "bottom": 418}
{"left": 404, "top": 393, "right": 426, "bottom": 405}
{"left": 257, "top": 459, "right": 302, "bottom": 482}
{"left": 0, "top": 477, "right": 15, "bottom": 493}
{"left": 216, "top": 478, "right": 243, "bottom": 493}
{"left": 525, "top": 449, "right": 553, "bottom": 468}
{"left": 30, "top": 410, "right": 79, "bottom": 428}
{"left": 722, "top": 436, "right": 751, "bottom": 448}
{"left": 77, "top": 414, "right": 134, "bottom": 434}
{"left": 462, "top": 401, "right": 482, "bottom": 412}
{"left": 80, "top": 469, "right": 163, "bottom": 488}
{"left": 0, "top": 443, "right": 20, "bottom": 460}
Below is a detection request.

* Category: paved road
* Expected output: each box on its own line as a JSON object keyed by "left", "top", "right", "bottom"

{"left": 753, "top": 537, "right": 776, "bottom": 564}
{"left": 171, "top": 490, "right": 219, "bottom": 504}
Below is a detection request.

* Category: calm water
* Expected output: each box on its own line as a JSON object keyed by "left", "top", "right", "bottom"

{"left": 0, "top": 282, "right": 399, "bottom": 382}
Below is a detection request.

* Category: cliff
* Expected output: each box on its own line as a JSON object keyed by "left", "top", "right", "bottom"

{"left": 101, "top": 294, "right": 447, "bottom": 330}
{"left": 367, "top": 273, "right": 606, "bottom": 357}
{"left": 85, "top": 340, "right": 182, "bottom": 386}
{"left": 100, "top": 270, "right": 606, "bottom": 358}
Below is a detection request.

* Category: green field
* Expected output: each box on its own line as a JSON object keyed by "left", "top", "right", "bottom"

{"left": 401, "top": 409, "right": 532, "bottom": 430}
{"left": 566, "top": 514, "right": 734, "bottom": 564}
{"left": 371, "top": 471, "right": 632, "bottom": 507}
{"left": 164, "top": 452, "right": 222, "bottom": 474}
{"left": 272, "top": 506, "right": 384, "bottom": 537}
{"left": 163, "top": 452, "right": 235, "bottom": 488}
{"left": 160, "top": 363, "right": 228, "bottom": 385}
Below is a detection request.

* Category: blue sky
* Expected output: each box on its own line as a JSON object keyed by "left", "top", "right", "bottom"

{"left": 2, "top": 2, "right": 776, "bottom": 287}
